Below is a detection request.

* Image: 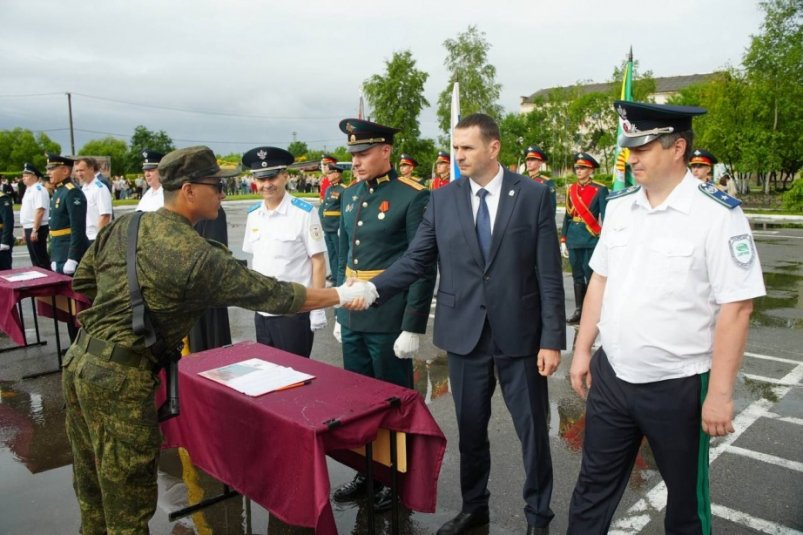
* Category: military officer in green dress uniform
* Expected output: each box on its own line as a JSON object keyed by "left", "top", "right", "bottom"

{"left": 0, "top": 184, "right": 14, "bottom": 270}
{"left": 523, "top": 145, "right": 557, "bottom": 218}
{"left": 561, "top": 152, "right": 608, "bottom": 324}
{"left": 319, "top": 163, "right": 346, "bottom": 280}
{"left": 46, "top": 154, "right": 89, "bottom": 275}
{"left": 690, "top": 148, "right": 717, "bottom": 183}
{"left": 332, "top": 118, "right": 436, "bottom": 509}
{"left": 399, "top": 153, "right": 425, "bottom": 185}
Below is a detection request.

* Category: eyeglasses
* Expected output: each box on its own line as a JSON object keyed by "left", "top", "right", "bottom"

{"left": 188, "top": 181, "right": 224, "bottom": 193}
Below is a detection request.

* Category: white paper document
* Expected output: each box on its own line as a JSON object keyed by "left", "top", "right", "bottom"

{"left": 2, "top": 271, "right": 48, "bottom": 282}
{"left": 198, "top": 357, "right": 315, "bottom": 397}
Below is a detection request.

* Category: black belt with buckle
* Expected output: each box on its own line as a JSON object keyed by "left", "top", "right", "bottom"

{"left": 76, "top": 329, "right": 155, "bottom": 370}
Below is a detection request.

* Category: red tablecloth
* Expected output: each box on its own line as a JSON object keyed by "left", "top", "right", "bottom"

{"left": 0, "top": 267, "right": 76, "bottom": 345}
{"left": 160, "top": 341, "right": 447, "bottom": 534}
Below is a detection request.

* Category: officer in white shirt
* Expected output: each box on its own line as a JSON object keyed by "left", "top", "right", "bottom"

{"left": 19, "top": 163, "right": 51, "bottom": 269}
{"left": 568, "top": 101, "right": 766, "bottom": 535}
{"left": 241, "top": 146, "right": 328, "bottom": 357}
{"left": 75, "top": 158, "right": 113, "bottom": 242}
{"left": 136, "top": 150, "right": 165, "bottom": 212}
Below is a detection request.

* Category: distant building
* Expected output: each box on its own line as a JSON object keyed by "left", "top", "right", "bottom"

{"left": 519, "top": 73, "right": 717, "bottom": 114}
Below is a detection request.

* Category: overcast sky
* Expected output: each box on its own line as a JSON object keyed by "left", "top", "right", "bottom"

{"left": 0, "top": 0, "right": 763, "bottom": 157}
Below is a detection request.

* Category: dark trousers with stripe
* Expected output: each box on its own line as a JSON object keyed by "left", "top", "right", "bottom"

{"left": 254, "top": 312, "right": 314, "bottom": 358}
{"left": 341, "top": 326, "right": 412, "bottom": 388}
{"left": 568, "top": 247, "right": 594, "bottom": 286}
{"left": 568, "top": 349, "right": 711, "bottom": 535}
{"left": 324, "top": 231, "right": 338, "bottom": 278}
{"left": 448, "top": 321, "right": 554, "bottom": 527}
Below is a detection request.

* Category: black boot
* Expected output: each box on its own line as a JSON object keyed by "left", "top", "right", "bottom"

{"left": 333, "top": 473, "right": 368, "bottom": 502}
{"left": 567, "top": 282, "right": 586, "bottom": 324}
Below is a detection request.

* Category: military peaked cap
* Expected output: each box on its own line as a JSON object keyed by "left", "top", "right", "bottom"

{"left": 141, "top": 149, "right": 165, "bottom": 170}
{"left": 242, "top": 147, "right": 294, "bottom": 179}
{"left": 574, "top": 152, "right": 599, "bottom": 169}
{"left": 399, "top": 154, "right": 418, "bottom": 167}
{"left": 339, "top": 118, "right": 400, "bottom": 153}
{"left": 614, "top": 100, "right": 706, "bottom": 148}
{"left": 690, "top": 149, "right": 717, "bottom": 166}
{"left": 523, "top": 145, "right": 547, "bottom": 161}
{"left": 45, "top": 153, "right": 74, "bottom": 169}
{"left": 22, "top": 162, "right": 43, "bottom": 178}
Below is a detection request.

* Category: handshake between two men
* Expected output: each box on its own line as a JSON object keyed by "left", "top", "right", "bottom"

{"left": 329, "top": 279, "right": 422, "bottom": 361}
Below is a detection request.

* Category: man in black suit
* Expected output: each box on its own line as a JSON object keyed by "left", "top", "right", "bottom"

{"left": 369, "top": 113, "right": 565, "bottom": 534}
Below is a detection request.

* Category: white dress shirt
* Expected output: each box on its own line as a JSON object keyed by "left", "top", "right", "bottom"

{"left": 136, "top": 186, "right": 163, "bottom": 212}
{"left": 20, "top": 183, "right": 50, "bottom": 229}
{"left": 468, "top": 163, "right": 504, "bottom": 233}
{"left": 82, "top": 179, "right": 113, "bottom": 240}
{"left": 242, "top": 194, "right": 327, "bottom": 317}
{"left": 590, "top": 172, "right": 766, "bottom": 383}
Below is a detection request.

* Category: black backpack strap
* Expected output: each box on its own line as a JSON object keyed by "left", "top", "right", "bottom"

{"left": 126, "top": 212, "right": 158, "bottom": 350}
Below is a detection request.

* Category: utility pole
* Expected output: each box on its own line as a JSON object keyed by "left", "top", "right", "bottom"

{"left": 292, "top": 131, "right": 297, "bottom": 142}
{"left": 66, "top": 92, "right": 75, "bottom": 155}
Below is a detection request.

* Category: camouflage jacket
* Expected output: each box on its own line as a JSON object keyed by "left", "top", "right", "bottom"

{"left": 73, "top": 208, "right": 306, "bottom": 358}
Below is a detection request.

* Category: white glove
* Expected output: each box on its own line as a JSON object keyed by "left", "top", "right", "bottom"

{"left": 309, "top": 309, "right": 327, "bottom": 332}
{"left": 0, "top": 244, "right": 9, "bottom": 251}
{"left": 560, "top": 242, "right": 569, "bottom": 259}
{"left": 51, "top": 261, "right": 58, "bottom": 271}
{"left": 333, "top": 321, "right": 342, "bottom": 343}
{"left": 63, "top": 258, "right": 79, "bottom": 275}
{"left": 393, "top": 331, "right": 420, "bottom": 359}
{"left": 334, "top": 280, "right": 378, "bottom": 309}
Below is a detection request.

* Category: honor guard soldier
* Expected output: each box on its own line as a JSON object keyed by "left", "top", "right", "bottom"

{"left": 136, "top": 149, "right": 165, "bottom": 212}
{"left": 690, "top": 148, "right": 717, "bottom": 182}
{"left": 19, "top": 163, "right": 51, "bottom": 269}
{"left": 319, "top": 153, "right": 338, "bottom": 200}
{"left": 0, "top": 177, "right": 13, "bottom": 270}
{"left": 561, "top": 152, "right": 608, "bottom": 324}
{"left": 398, "top": 153, "right": 423, "bottom": 185}
{"left": 431, "top": 150, "right": 451, "bottom": 190}
{"left": 46, "top": 154, "right": 89, "bottom": 275}
{"left": 320, "top": 163, "right": 346, "bottom": 280}
{"left": 523, "top": 145, "right": 556, "bottom": 218}
{"left": 332, "top": 118, "right": 436, "bottom": 510}
{"left": 567, "top": 101, "right": 766, "bottom": 535}
{"left": 242, "top": 147, "right": 328, "bottom": 357}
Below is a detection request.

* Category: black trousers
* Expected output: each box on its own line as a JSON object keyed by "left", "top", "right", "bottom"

{"left": 254, "top": 312, "right": 313, "bottom": 358}
{"left": 0, "top": 247, "right": 10, "bottom": 270}
{"left": 447, "top": 321, "right": 554, "bottom": 527}
{"left": 568, "top": 348, "right": 711, "bottom": 535}
{"left": 568, "top": 247, "right": 594, "bottom": 286}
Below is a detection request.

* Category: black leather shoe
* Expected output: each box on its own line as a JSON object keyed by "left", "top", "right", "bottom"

{"left": 332, "top": 473, "right": 368, "bottom": 502}
{"left": 566, "top": 308, "right": 582, "bottom": 324}
{"left": 373, "top": 485, "right": 394, "bottom": 512}
{"left": 437, "top": 511, "right": 490, "bottom": 535}
{"left": 526, "top": 526, "right": 549, "bottom": 535}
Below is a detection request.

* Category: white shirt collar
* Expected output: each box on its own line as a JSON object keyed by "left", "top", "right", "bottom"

{"left": 634, "top": 170, "right": 695, "bottom": 214}
{"left": 469, "top": 163, "right": 504, "bottom": 198}
{"left": 262, "top": 192, "right": 290, "bottom": 216}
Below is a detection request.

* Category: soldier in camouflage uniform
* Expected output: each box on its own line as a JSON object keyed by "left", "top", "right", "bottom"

{"left": 45, "top": 154, "right": 89, "bottom": 275}
{"left": 62, "top": 146, "right": 377, "bottom": 535}
{"left": 319, "top": 163, "right": 346, "bottom": 279}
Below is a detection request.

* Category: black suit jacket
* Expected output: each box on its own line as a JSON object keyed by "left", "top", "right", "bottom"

{"left": 372, "top": 168, "right": 565, "bottom": 356}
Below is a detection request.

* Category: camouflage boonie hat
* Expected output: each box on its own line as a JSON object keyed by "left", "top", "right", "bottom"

{"left": 158, "top": 146, "right": 235, "bottom": 190}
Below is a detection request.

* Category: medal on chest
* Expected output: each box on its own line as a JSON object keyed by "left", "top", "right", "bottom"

{"left": 55, "top": 197, "right": 61, "bottom": 209}
{"left": 378, "top": 200, "right": 389, "bottom": 220}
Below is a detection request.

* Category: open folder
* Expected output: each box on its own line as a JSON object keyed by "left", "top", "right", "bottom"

{"left": 198, "top": 358, "right": 315, "bottom": 397}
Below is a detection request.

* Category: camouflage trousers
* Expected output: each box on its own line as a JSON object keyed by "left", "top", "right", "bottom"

{"left": 62, "top": 345, "right": 161, "bottom": 535}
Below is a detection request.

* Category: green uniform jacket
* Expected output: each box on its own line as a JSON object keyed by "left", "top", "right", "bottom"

{"left": 73, "top": 208, "right": 306, "bottom": 360}
{"left": 50, "top": 180, "right": 89, "bottom": 263}
{"left": 531, "top": 175, "right": 557, "bottom": 219}
{"left": 561, "top": 181, "right": 608, "bottom": 249}
{"left": 335, "top": 170, "right": 436, "bottom": 334}
{"left": 319, "top": 182, "right": 345, "bottom": 233}
{"left": 0, "top": 191, "right": 13, "bottom": 247}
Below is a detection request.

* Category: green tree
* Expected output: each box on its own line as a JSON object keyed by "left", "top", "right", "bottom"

{"left": 125, "top": 125, "right": 175, "bottom": 173}
{"left": 287, "top": 141, "right": 309, "bottom": 159}
{"left": 363, "top": 50, "right": 430, "bottom": 159}
{"left": 436, "top": 25, "right": 503, "bottom": 134}
{"left": 742, "top": 0, "right": 803, "bottom": 190}
{"left": 0, "top": 128, "right": 61, "bottom": 172}
{"left": 79, "top": 137, "right": 128, "bottom": 175}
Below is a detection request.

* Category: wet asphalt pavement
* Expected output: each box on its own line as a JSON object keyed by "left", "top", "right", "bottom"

{"left": 0, "top": 201, "right": 801, "bottom": 535}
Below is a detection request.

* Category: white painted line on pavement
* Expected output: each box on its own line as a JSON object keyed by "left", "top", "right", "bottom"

{"left": 727, "top": 445, "right": 803, "bottom": 472}
{"left": 609, "top": 359, "right": 803, "bottom": 533}
{"left": 744, "top": 352, "right": 802, "bottom": 365}
{"left": 764, "top": 412, "right": 803, "bottom": 426}
{"left": 711, "top": 503, "right": 803, "bottom": 535}
{"left": 743, "top": 373, "right": 802, "bottom": 387}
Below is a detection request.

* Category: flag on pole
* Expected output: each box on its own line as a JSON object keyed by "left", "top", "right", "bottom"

{"left": 449, "top": 82, "right": 461, "bottom": 182}
{"left": 613, "top": 48, "right": 635, "bottom": 191}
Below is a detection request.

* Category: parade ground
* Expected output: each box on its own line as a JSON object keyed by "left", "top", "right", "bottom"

{"left": 1, "top": 200, "right": 801, "bottom": 535}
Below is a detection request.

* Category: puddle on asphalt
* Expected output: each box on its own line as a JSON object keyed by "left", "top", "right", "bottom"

{"left": 752, "top": 269, "right": 803, "bottom": 329}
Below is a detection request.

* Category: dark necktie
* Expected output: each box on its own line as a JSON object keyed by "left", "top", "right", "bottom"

{"left": 476, "top": 188, "right": 491, "bottom": 263}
